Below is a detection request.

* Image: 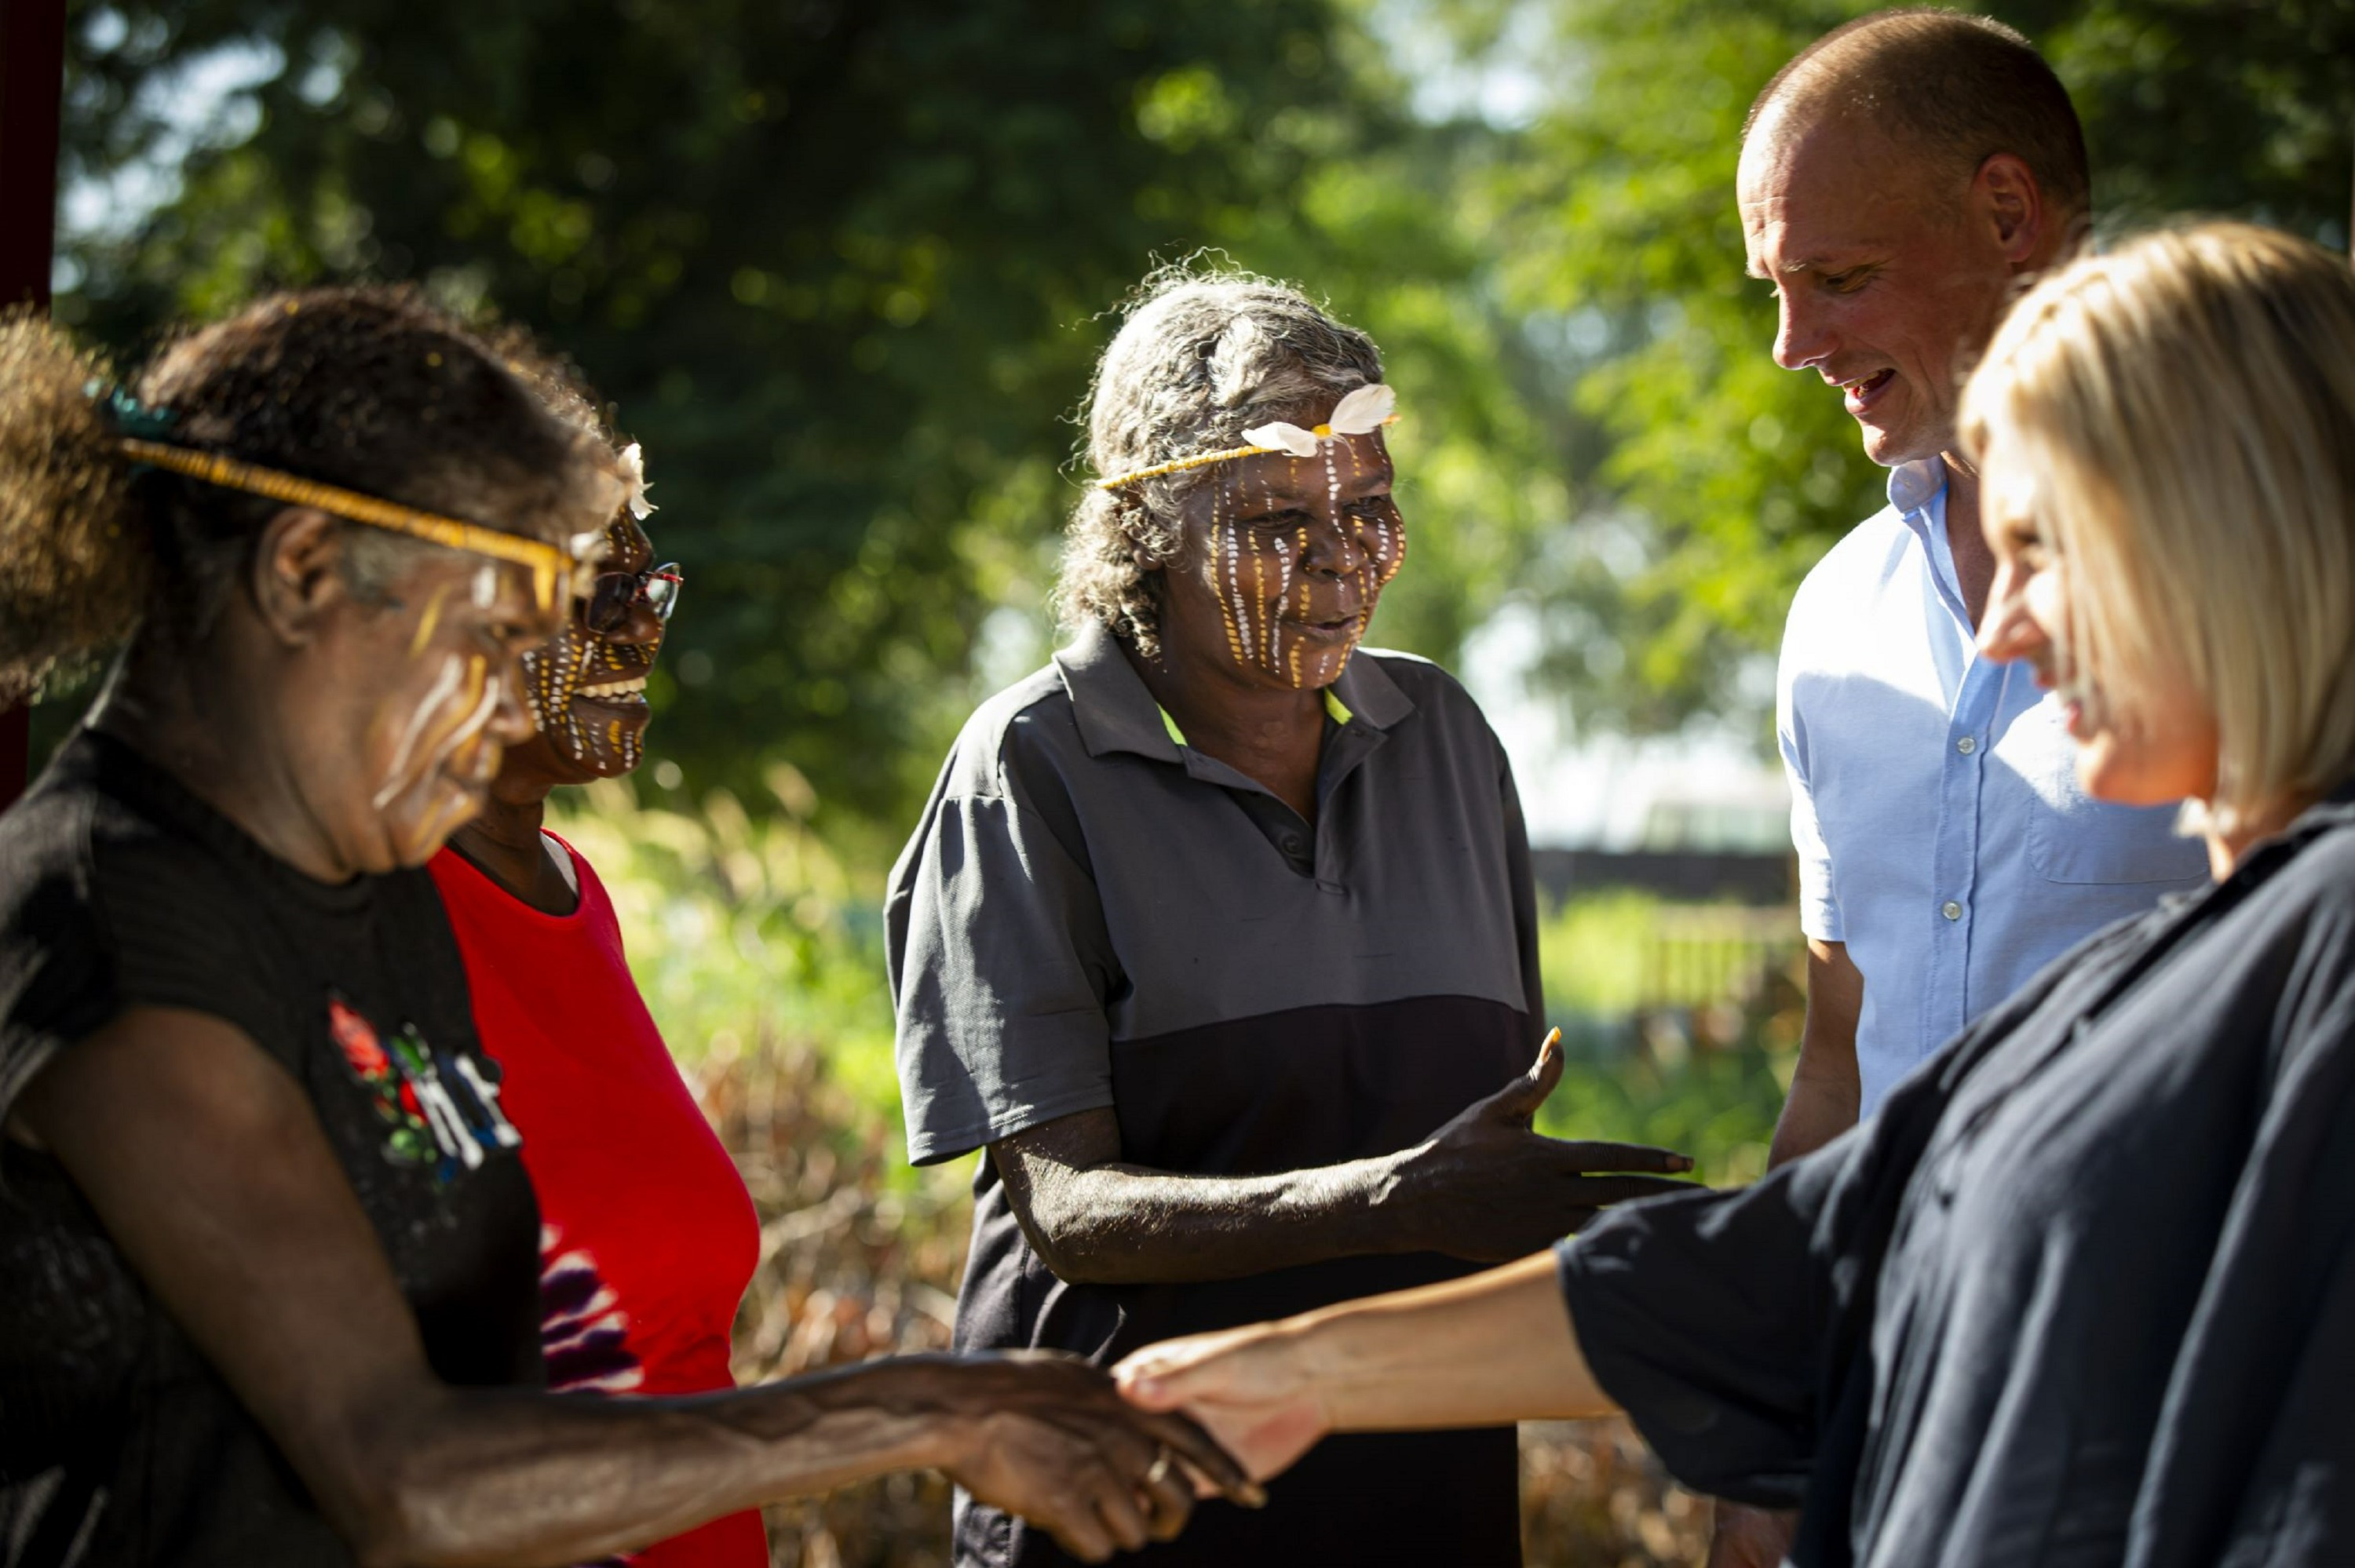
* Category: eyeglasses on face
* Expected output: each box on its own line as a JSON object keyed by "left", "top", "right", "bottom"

{"left": 582, "top": 561, "right": 683, "bottom": 636}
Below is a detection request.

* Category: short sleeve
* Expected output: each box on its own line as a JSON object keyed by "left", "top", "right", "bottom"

{"left": 1777, "top": 594, "right": 1842, "bottom": 945}
{"left": 1555, "top": 1132, "right": 1870, "bottom": 1508}
{"left": 0, "top": 805, "right": 114, "bottom": 1127}
{"left": 0, "top": 782, "right": 291, "bottom": 1129}
{"left": 885, "top": 735, "right": 1120, "bottom": 1165}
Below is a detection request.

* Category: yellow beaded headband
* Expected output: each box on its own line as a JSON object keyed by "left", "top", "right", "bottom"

{"left": 119, "top": 437, "right": 595, "bottom": 613}
{"left": 1095, "top": 383, "right": 1399, "bottom": 491}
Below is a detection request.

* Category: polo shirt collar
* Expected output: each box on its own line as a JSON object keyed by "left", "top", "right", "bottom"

{"left": 1057, "top": 622, "right": 1180, "bottom": 762}
{"left": 1053, "top": 621, "right": 1415, "bottom": 763}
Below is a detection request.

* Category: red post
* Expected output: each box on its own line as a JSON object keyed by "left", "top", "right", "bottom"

{"left": 0, "top": 0, "right": 67, "bottom": 810}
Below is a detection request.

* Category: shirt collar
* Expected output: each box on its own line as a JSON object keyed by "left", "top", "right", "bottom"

{"left": 1053, "top": 620, "right": 1414, "bottom": 763}
{"left": 1886, "top": 455, "right": 1948, "bottom": 516}
{"left": 1888, "top": 455, "right": 1974, "bottom": 629}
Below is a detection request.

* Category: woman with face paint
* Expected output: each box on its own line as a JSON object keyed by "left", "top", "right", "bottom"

{"left": 1112, "top": 225, "right": 2355, "bottom": 1568}
{"left": 0, "top": 290, "right": 1252, "bottom": 1568}
{"left": 427, "top": 403, "right": 769, "bottom": 1566}
{"left": 886, "top": 271, "right": 1696, "bottom": 1568}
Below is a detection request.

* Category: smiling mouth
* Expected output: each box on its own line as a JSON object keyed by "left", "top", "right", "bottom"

{"left": 576, "top": 675, "right": 649, "bottom": 705}
{"left": 1838, "top": 368, "right": 1897, "bottom": 410}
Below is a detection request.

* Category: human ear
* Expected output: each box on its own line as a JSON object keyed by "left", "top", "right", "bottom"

{"left": 1976, "top": 153, "right": 2044, "bottom": 268}
{"left": 249, "top": 507, "right": 350, "bottom": 648}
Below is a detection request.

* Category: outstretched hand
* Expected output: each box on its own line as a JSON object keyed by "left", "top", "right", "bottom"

{"left": 936, "top": 1352, "right": 1263, "bottom": 1563}
{"left": 1393, "top": 1029, "right": 1696, "bottom": 1260}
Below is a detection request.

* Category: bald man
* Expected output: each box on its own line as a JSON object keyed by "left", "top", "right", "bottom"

{"left": 1715, "top": 13, "right": 2207, "bottom": 1563}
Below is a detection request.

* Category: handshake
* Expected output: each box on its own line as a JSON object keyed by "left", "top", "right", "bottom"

{"left": 940, "top": 1335, "right": 1322, "bottom": 1565}
{"left": 943, "top": 1031, "right": 1692, "bottom": 1559}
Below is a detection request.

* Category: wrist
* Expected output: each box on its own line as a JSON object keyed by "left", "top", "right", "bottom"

{"left": 1361, "top": 1147, "right": 1427, "bottom": 1255}
{"left": 1276, "top": 1313, "right": 1357, "bottom": 1436}
{"left": 803, "top": 1355, "right": 979, "bottom": 1474}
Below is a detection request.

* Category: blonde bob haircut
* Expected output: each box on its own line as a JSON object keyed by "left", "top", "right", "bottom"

{"left": 1959, "top": 221, "right": 2355, "bottom": 839}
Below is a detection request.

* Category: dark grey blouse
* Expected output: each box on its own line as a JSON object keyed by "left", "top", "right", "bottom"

{"left": 889, "top": 625, "right": 1544, "bottom": 1568}
{"left": 1560, "top": 787, "right": 2355, "bottom": 1568}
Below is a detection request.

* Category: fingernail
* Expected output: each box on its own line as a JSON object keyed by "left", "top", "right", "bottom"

{"left": 1673, "top": 1156, "right": 1694, "bottom": 1172}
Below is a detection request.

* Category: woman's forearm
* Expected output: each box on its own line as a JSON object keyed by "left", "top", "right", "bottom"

{"left": 1113, "top": 1253, "right": 1616, "bottom": 1483}
{"left": 360, "top": 1358, "right": 967, "bottom": 1568}
{"left": 996, "top": 1110, "right": 1414, "bottom": 1284}
{"left": 995, "top": 1070, "right": 1693, "bottom": 1286}
{"left": 1290, "top": 1253, "right": 1612, "bottom": 1430}
{"left": 24, "top": 1011, "right": 1247, "bottom": 1568}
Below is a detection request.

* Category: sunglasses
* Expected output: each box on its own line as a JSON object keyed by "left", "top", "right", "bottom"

{"left": 583, "top": 560, "right": 684, "bottom": 636}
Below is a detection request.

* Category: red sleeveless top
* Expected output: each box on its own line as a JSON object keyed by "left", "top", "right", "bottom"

{"left": 430, "top": 835, "right": 766, "bottom": 1567}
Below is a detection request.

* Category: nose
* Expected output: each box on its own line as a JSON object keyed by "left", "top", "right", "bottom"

{"left": 1299, "top": 509, "right": 1369, "bottom": 578}
{"left": 1975, "top": 559, "right": 2044, "bottom": 665}
{"left": 1773, "top": 288, "right": 1831, "bottom": 373}
{"left": 599, "top": 595, "right": 666, "bottom": 647}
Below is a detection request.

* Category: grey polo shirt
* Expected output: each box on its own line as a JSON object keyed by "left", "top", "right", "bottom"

{"left": 887, "top": 622, "right": 1543, "bottom": 1568}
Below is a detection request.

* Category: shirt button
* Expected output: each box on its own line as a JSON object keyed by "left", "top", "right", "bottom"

{"left": 1955, "top": 735, "right": 1977, "bottom": 755}
{"left": 1941, "top": 900, "right": 1963, "bottom": 921}
{"left": 1280, "top": 833, "right": 1305, "bottom": 855}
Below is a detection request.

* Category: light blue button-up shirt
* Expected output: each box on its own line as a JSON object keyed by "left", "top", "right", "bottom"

{"left": 1775, "top": 458, "right": 2210, "bottom": 1114}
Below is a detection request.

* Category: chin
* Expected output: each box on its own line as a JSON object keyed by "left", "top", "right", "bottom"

{"left": 1858, "top": 421, "right": 1934, "bottom": 470}
{"left": 2073, "top": 736, "right": 2210, "bottom": 810}
{"left": 556, "top": 702, "right": 652, "bottom": 779}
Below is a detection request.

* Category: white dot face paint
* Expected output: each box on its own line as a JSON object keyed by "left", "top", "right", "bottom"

{"left": 516, "top": 513, "right": 665, "bottom": 779}
{"left": 1192, "top": 432, "right": 1405, "bottom": 693}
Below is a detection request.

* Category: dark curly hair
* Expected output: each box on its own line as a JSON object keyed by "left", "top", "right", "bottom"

{"left": 0, "top": 286, "right": 611, "bottom": 702}
{"left": 1058, "top": 266, "right": 1382, "bottom": 656}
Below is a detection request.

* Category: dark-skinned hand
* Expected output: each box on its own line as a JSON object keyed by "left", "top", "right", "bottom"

{"left": 1387, "top": 1030, "right": 1697, "bottom": 1261}
{"left": 932, "top": 1352, "right": 1263, "bottom": 1563}
{"left": 1707, "top": 1502, "right": 1801, "bottom": 1568}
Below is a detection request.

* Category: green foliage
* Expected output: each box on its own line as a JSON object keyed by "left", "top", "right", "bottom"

{"left": 1532, "top": 890, "right": 1796, "bottom": 1187}
{"left": 547, "top": 771, "right": 908, "bottom": 1134}
{"left": 51, "top": 0, "right": 2355, "bottom": 803}
{"left": 56, "top": 0, "right": 1389, "bottom": 823}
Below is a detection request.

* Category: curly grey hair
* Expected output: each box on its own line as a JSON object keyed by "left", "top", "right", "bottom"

{"left": 1057, "top": 268, "right": 1383, "bottom": 655}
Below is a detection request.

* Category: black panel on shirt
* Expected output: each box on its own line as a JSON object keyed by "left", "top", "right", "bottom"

{"left": 0, "top": 729, "right": 542, "bottom": 1566}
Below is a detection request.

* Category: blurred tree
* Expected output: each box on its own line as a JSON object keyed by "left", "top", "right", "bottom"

{"left": 52, "top": 0, "right": 1422, "bottom": 824}
{"left": 1471, "top": 0, "right": 2355, "bottom": 737}
{"left": 53, "top": 0, "right": 2354, "bottom": 815}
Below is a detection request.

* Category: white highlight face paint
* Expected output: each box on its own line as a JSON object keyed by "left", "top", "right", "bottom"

{"left": 1225, "top": 518, "right": 1252, "bottom": 668}
{"left": 369, "top": 649, "right": 506, "bottom": 862}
